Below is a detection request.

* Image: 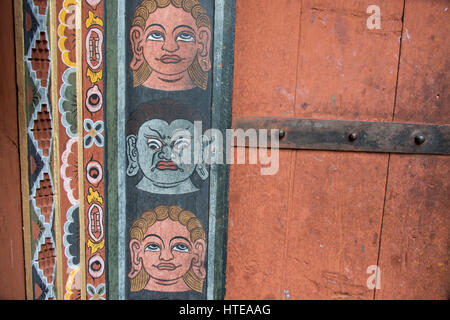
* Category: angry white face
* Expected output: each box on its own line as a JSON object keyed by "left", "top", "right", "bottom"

{"left": 127, "top": 119, "right": 208, "bottom": 194}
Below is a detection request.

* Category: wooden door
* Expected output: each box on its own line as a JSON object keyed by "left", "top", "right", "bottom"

{"left": 225, "top": 0, "right": 449, "bottom": 300}
{"left": 2, "top": 0, "right": 449, "bottom": 300}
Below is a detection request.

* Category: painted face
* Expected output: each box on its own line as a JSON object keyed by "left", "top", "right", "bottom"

{"left": 139, "top": 219, "right": 196, "bottom": 283}
{"left": 130, "top": 4, "right": 212, "bottom": 90}
{"left": 136, "top": 119, "right": 196, "bottom": 186}
{"left": 143, "top": 6, "right": 199, "bottom": 77}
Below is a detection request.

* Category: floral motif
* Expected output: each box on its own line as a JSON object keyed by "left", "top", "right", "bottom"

{"left": 59, "top": 68, "right": 77, "bottom": 138}
{"left": 60, "top": 138, "right": 79, "bottom": 205}
{"left": 87, "top": 284, "right": 105, "bottom": 300}
{"left": 83, "top": 119, "right": 104, "bottom": 148}
{"left": 58, "top": 0, "right": 77, "bottom": 68}
{"left": 63, "top": 204, "right": 80, "bottom": 269}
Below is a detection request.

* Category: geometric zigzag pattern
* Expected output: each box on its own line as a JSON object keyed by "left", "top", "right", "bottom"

{"left": 21, "top": 0, "right": 108, "bottom": 301}
{"left": 24, "top": 0, "right": 56, "bottom": 300}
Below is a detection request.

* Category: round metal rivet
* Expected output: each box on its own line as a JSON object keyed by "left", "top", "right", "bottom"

{"left": 415, "top": 135, "right": 426, "bottom": 145}
{"left": 348, "top": 133, "right": 358, "bottom": 142}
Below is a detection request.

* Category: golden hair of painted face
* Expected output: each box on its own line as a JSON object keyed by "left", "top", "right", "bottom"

{"left": 128, "top": 205, "right": 207, "bottom": 293}
{"left": 131, "top": 0, "right": 211, "bottom": 89}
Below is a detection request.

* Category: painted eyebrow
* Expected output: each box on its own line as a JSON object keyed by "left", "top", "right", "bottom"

{"left": 170, "top": 236, "right": 192, "bottom": 245}
{"left": 171, "top": 126, "right": 191, "bottom": 134}
{"left": 145, "top": 23, "right": 166, "bottom": 32}
{"left": 143, "top": 234, "right": 164, "bottom": 245}
{"left": 144, "top": 126, "right": 164, "bottom": 139}
{"left": 173, "top": 25, "right": 196, "bottom": 34}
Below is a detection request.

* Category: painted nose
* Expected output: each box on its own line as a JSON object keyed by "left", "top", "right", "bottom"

{"left": 162, "top": 36, "right": 179, "bottom": 53}
{"left": 159, "top": 248, "right": 174, "bottom": 261}
{"left": 158, "top": 145, "right": 172, "bottom": 160}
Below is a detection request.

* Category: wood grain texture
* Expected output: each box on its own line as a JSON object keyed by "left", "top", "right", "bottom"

{"left": 283, "top": 151, "right": 388, "bottom": 299}
{"left": 0, "top": 0, "right": 26, "bottom": 299}
{"left": 377, "top": 155, "right": 449, "bottom": 299}
{"left": 283, "top": 1, "right": 403, "bottom": 298}
{"left": 225, "top": 0, "right": 301, "bottom": 299}
{"left": 231, "top": 0, "right": 302, "bottom": 117}
{"left": 226, "top": 0, "right": 405, "bottom": 300}
{"left": 377, "top": 0, "right": 450, "bottom": 300}
{"left": 226, "top": 149, "right": 294, "bottom": 299}
{"left": 392, "top": 0, "right": 450, "bottom": 125}
{"left": 294, "top": 0, "right": 404, "bottom": 121}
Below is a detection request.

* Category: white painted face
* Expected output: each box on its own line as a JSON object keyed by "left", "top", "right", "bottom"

{"left": 133, "top": 119, "right": 196, "bottom": 186}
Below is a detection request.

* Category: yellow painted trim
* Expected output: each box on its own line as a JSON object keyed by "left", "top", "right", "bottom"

{"left": 14, "top": 0, "right": 33, "bottom": 301}
{"left": 57, "top": 0, "right": 77, "bottom": 68}
{"left": 76, "top": 0, "right": 87, "bottom": 301}
{"left": 64, "top": 266, "right": 80, "bottom": 300}
{"left": 49, "top": 0, "right": 64, "bottom": 301}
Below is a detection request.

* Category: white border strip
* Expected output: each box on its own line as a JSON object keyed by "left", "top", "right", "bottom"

{"left": 207, "top": 0, "right": 225, "bottom": 301}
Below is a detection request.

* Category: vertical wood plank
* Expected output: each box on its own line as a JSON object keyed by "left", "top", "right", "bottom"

{"left": 378, "top": 155, "right": 449, "bottom": 299}
{"left": 226, "top": 150, "right": 294, "bottom": 299}
{"left": 0, "top": 0, "right": 26, "bottom": 300}
{"left": 283, "top": 0, "right": 404, "bottom": 299}
{"left": 283, "top": 152, "right": 389, "bottom": 299}
{"left": 377, "top": 0, "right": 450, "bottom": 300}
{"left": 225, "top": 0, "right": 301, "bottom": 299}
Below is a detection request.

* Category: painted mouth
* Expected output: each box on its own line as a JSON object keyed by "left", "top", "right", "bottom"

{"left": 155, "top": 263, "right": 179, "bottom": 271}
{"left": 157, "top": 55, "right": 183, "bottom": 64}
{"left": 156, "top": 161, "right": 179, "bottom": 171}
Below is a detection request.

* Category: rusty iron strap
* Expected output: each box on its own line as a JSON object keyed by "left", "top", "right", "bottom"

{"left": 231, "top": 116, "right": 450, "bottom": 155}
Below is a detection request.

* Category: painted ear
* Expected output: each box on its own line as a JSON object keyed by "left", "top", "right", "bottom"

{"left": 128, "top": 239, "right": 143, "bottom": 279}
{"left": 197, "top": 27, "right": 212, "bottom": 72}
{"left": 130, "top": 26, "right": 145, "bottom": 71}
{"left": 195, "top": 135, "right": 210, "bottom": 180}
{"left": 191, "top": 239, "right": 207, "bottom": 280}
{"left": 126, "top": 135, "right": 139, "bottom": 176}
{"left": 196, "top": 163, "right": 209, "bottom": 180}
{"left": 201, "top": 135, "right": 212, "bottom": 164}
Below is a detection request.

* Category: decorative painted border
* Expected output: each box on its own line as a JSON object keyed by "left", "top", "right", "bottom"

{"left": 15, "top": 0, "right": 233, "bottom": 300}
{"left": 109, "top": 0, "right": 235, "bottom": 300}
{"left": 52, "top": 0, "right": 81, "bottom": 300}
{"left": 15, "top": 0, "right": 57, "bottom": 300}
{"left": 79, "top": 0, "right": 107, "bottom": 300}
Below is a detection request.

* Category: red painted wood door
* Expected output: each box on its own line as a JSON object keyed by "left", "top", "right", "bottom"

{"left": 226, "top": 0, "right": 449, "bottom": 300}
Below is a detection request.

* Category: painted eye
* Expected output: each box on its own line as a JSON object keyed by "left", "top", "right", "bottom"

{"left": 85, "top": 84, "right": 103, "bottom": 113}
{"left": 145, "top": 243, "right": 160, "bottom": 252}
{"left": 88, "top": 254, "right": 105, "bottom": 279}
{"left": 173, "top": 244, "right": 189, "bottom": 253}
{"left": 173, "top": 138, "right": 191, "bottom": 152}
{"left": 147, "top": 138, "right": 163, "bottom": 151}
{"left": 86, "top": 160, "right": 103, "bottom": 187}
{"left": 176, "top": 33, "right": 195, "bottom": 42}
{"left": 148, "top": 32, "right": 164, "bottom": 41}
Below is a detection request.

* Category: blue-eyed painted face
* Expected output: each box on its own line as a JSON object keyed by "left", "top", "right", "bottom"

{"left": 142, "top": 6, "right": 199, "bottom": 77}
{"left": 128, "top": 217, "right": 207, "bottom": 292}
{"left": 140, "top": 219, "right": 194, "bottom": 283}
{"left": 130, "top": 4, "right": 212, "bottom": 90}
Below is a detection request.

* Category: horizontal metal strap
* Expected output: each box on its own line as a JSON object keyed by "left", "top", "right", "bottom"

{"left": 231, "top": 115, "right": 450, "bottom": 155}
